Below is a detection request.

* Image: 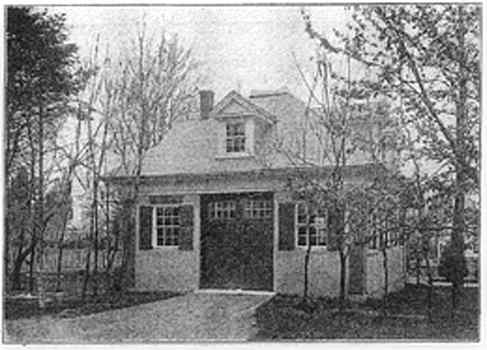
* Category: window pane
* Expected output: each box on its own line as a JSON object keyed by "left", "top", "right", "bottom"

{"left": 309, "top": 234, "right": 317, "bottom": 246}
{"left": 309, "top": 226, "right": 317, "bottom": 245}
{"left": 154, "top": 206, "right": 183, "bottom": 246}
{"left": 298, "top": 226, "right": 307, "bottom": 246}
{"left": 157, "top": 228, "right": 165, "bottom": 246}
{"left": 226, "top": 122, "right": 246, "bottom": 153}
{"left": 297, "top": 203, "right": 307, "bottom": 224}
{"left": 318, "top": 228, "right": 327, "bottom": 245}
{"left": 209, "top": 201, "right": 236, "bottom": 220}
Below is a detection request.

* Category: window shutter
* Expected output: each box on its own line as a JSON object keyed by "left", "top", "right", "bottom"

{"left": 327, "top": 205, "right": 344, "bottom": 251}
{"left": 178, "top": 205, "right": 194, "bottom": 251}
{"left": 139, "top": 206, "right": 153, "bottom": 250}
{"left": 278, "top": 203, "right": 295, "bottom": 251}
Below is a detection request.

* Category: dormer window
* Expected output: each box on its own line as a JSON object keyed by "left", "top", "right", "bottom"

{"left": 226, "top": 122, "right": 246, "bottom": 153}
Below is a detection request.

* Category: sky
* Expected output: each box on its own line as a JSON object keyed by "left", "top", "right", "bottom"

{"left": 40, "top": 5, "right": 351, "bottom": 225}
{"left": 49, "top": 5, "right": 350, "bottom": 101}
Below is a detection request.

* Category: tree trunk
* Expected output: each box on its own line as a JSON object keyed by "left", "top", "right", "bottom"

{"left": 450, "top": 6, "right": 468, "bottom": 314}
{"left": 55, "top": 214, "right": 69, "bottom": 292}
{"left": 451, "top": 284, "right": 457, "bottom": 319}
{"left": 5, "top": 207, "right": 10, "bottom": 292}
{"left": 27, "top": 122, "right": 36, "bottom": 294}
{"left": 425, "top": 252, "right": 434, "bottom": 323}
{"left": 339, "top": 249, "right": 347, "bottom": 311}
{"left": 415, "top": 253, "right": 421, "bottom": 285}
{"left": 11, "top": 228, "right": 26, "bottom": 290}
{"left": 381, "top": 247, "right": 389, "bottom": 314}
{"left": 28, "top": 250, "right": 35, "bottom": 293}
{"left": 303, "top": 239, "right": 312, "bottom": 302}
{"left": 81, "top": 248, "right": 91, "bottom": 300}
{"left": 11, "top": 256, "right": 24, "bottom": 291}
{"left": 36, "top": 105, "right": 46, "bottom": 308}
{"left": 92, "top": 180, "right": 99, "bottom": 296}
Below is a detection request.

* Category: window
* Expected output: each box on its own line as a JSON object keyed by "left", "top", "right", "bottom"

{"left": 208, "top": 201, "right": 236, "bottom": 220}
{"left": 155, "top": 206, "right": 180, "bottom": 246}
{"left": 226, "top": 122, "right": 246, "bottom": 153}
{"left": 296, "top": 203, "right": 327, "bottom": 247}
{"left": 244, "top": 200, "right": 273, "bottom": 219}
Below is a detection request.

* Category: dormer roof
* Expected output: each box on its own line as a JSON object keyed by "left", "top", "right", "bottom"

{"left": 210, "top": 90, "right": 277, "bottom": 123}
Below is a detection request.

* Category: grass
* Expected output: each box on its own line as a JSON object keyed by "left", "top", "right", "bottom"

{"left": 4, "top": 290, "right": 180, "bottom": 320}
{"left": 253, "top": 284, "right": 479, "bottom": 341}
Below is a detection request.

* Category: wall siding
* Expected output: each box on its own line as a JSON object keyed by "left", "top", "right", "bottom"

{"left": 135, "top": 194, "right": 200, "bottom": 292}
{"left": 132, "top": 177, "right": 405, "bottom": 298}
{"left": 275, "top": 250, "right": 347, "bottom": 297}
{"left": 365, "top": 246, "right": 406, "bottom": 298}
{"left": 273, "top": 190, "right": 348, "bottom": 297}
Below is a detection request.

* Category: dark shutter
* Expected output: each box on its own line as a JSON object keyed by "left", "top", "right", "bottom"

{"left": 327, "top": 205, "right": 344, "bottom": 251}
{"left": 179, "top": 205, "right": 194, "bottom": 251}
{"left": 139, "top": 206, "right": 153, "bottom": 250}
{"left": 278, "top": 203, "right": 295, "bottom": 251}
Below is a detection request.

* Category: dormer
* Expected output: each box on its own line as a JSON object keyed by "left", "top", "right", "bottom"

{"left": 206, "top": 90, "right": 276, "bottom": 159}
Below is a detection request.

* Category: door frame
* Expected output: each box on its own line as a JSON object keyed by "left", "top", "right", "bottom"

{"left": 198, "top": 191, "right": 275, "bottom": 291}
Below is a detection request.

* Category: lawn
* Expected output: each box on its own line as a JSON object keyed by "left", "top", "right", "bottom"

{"left": 253, "top": 284, "right": 479, "bottom": 341}
{"left": 4, "top": 291, "right": 179, "bottom": 320}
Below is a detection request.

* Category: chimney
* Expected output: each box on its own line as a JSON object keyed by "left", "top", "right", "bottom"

{"left": 199, "top": 90, "right": 214, "bottom": 120}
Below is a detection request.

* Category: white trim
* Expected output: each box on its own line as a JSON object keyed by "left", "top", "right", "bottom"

{"left": 144, "top": 188, "right": 276, "bottom": 196}
{"left": 273, "top": 195, "right": 278, "bottom": 292}
{"left": 214, "top": 113, "right": 256, "bottom": 119}
{"left": 215, "top": 152, "right": 253, "bottom": 160}
{"left": 135, "top": 204, "right": 141, "bottom": 252}
{"left": 195, "top": 289, "right": 276, "bottom": 296}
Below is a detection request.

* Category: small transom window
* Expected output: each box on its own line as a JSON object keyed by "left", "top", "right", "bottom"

{"left": 226, "top": 122, "right": 245, "bottom": 153}
{"left": 155, "top": 206, "right": 180, "bottom": 246}
{"left": 208, "top": 201, "right": 236, "bottom": 220}
{"left": 296, "top": 203, "right": 327, "bottom": 247}
{"left": 244, "top": 200, "right": 273, "bottom": 219}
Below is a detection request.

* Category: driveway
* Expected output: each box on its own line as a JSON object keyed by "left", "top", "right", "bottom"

{"left": 4, "top": 292, "right": 273, "bottom": 343}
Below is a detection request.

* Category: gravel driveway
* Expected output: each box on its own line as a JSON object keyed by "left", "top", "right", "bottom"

{"left": 4, "top": 292, "right": 273, "bottom": 343}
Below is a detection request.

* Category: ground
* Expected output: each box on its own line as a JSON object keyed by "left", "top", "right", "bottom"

{"left": 253, "top": 285, "right": 479, "bottom": 340}
{"left": 3, "top": 285, "right": 479, "bottom": 342}
{"left": 4, "top": 291, "right": 178, "bottom": 320}
{"left": 4, "top": 292, "right": 272, "bottom": 343}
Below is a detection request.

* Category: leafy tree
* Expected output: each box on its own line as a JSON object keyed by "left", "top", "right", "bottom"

{"left": 280, "top": 39, "right": 405, "bottom": 309}
{"left": 6, "top": 6, "right": 81, "bottom": 302}
{"left": 6, "top": 166, "right": 30, "bottom": 290}
{"left": 303, "top": 4, "right": 479, "bottom": 313}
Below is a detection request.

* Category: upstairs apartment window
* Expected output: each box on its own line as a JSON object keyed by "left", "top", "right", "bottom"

{"left": 155, "top": 206, "right": 180, "bottom": 246}
{"left": 226, "top": 122, "right": 246, "bottom": 153}
{"left": 296, "top": 203, "right": 327, "bottom": 247}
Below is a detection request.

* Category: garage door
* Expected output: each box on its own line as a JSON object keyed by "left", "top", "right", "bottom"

{"left": 200, "top": 192, "right": 274, "bottom": 291}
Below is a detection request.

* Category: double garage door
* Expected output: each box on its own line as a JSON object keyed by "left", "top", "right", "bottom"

{"left": 200, "top": 192, "right": 274, "bottom": 291}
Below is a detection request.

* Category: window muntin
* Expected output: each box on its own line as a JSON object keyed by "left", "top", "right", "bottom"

{"left": 244, "top": 199, "right": 273, "bottom": 219}
{"left": 296, "top": 203, "right": 327, "bottom": 247}
{"left": 368, "top": 213, "right": 401, "bottom": 249}
{"left": 208, "top": 201, "right": 236, "bottom": 220}
{"left": 226, "top": 122, "right": 246, "bottom": 153}
{"left": 155, "top": 206, "right": 180, "bottom": 246}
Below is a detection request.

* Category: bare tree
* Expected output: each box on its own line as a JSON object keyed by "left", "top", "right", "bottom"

{"left": 106, "top": 19, "right": 200, "bottom": 289}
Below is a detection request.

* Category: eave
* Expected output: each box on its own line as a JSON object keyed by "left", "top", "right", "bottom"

{"left": 103, "top": 163, "right": 387, "bottom": 186}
